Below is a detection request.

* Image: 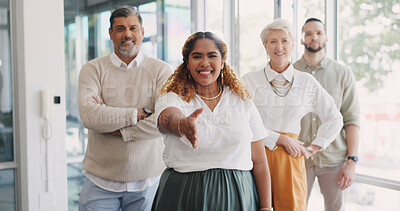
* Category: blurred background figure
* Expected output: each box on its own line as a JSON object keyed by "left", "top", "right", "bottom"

{"left": 294, "top": 18, "right": 360, "bottom": 211}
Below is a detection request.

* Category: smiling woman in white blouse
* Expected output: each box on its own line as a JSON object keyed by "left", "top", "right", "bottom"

{"left": 243, "top": 19, "right": 343, "bottom": 211}
{"left": 151, "top": 31, "right": 272, "bottom": 211}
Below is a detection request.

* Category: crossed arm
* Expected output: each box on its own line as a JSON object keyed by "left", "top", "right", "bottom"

{"left": 91, "top": 95, "right": 149, "bottom": 136}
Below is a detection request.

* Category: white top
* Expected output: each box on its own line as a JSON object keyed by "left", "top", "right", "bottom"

{"left": 155, "top": 87, "right": 268, "bottom": 173}
{"left": 243, "top": 64, "right": 343, "bottom": 150}
{"left": 83, "top": 170, "right": 160, "bottom": 192}
{"left": 110, "top": 51, "right": 144, "bottom": 70}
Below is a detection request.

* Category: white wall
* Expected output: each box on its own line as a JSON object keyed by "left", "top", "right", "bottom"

{"left": 14, "top": 0, "right": 67, "bottom": 210}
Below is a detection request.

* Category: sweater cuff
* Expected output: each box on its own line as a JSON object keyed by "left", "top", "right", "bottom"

{"left": 121, "top": 128, "right": 129, "bottom": 142}
{"left": 132, "top": 109, "right": 137, "bottom": 126}
{"left": 126, "top": 108, "right": 138, "bottom": 126}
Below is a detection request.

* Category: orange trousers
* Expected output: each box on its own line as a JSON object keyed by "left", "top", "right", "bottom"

{"left": 265, "top": 132, "right": 307, "bottom": 211}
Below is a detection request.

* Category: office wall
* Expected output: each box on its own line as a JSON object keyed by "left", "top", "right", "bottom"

{"left": 14, "top": 0, "right": 67, "bottom": 210}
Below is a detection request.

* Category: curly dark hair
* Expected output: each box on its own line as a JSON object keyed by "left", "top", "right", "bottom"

{"left": 161, "top": 31, "right": 251, "bottom": 102}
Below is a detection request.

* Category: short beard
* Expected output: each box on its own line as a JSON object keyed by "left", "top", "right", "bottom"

{"left": 305, "top": 43, "right": 325, "bottom": 53}
{"left": 118, "top": 44, "right": 137, "bottom": 58}
{"left": 118, "top": 37, "right": 138, "bottom": 57}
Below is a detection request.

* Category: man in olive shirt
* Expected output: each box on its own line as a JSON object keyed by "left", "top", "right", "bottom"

{"left": 293, "top": 18, "right": 360, "bottom": 211}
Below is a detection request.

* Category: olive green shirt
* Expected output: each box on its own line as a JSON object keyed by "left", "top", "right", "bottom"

{"left": 293, "top": 56, "right": 360, "bottom": 168}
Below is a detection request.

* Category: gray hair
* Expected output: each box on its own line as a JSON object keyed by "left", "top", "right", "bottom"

{"left": 260, "top": 19, "right": 295, "bottom": 44}
{"left": 109, "top": 5, "right": 143, "bottom": 31}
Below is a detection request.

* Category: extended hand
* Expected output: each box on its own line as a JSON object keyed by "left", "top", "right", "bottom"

{"left": 179, "top": 108, "right": 203, "bottom": 150}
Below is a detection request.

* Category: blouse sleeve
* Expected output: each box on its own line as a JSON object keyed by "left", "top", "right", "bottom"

{"left": 155, "top": 92, "right": 184, "bottom": 127}
{"left": 310, "top": 78, "right": 344, "bottom": 150}
{"left": 263, "top": 130, "right": 280, "bottom": 150}
{"left": 249, "top": 100, "right": 269, "bottom": 142}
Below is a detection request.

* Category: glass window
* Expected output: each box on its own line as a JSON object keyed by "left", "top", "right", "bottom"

{"left": 0, "top": 1, "right": 16, "bottom": 210}
{"left": 345, "top": 183, "right": 400, "bottom": 210}
{"left": 282, "top": 0, "right": 325, "bottom": 26}
{"left": 96, "top": 11, "right": 113, "bottom": 57}
{"left": 281, "top": 0, "right": 294, "bottom": 24}
{"left": 308, "top": 181, "right": 400, "bottom": 210}
{"left": 295, "top": 0, "right": 325, "bottom": 59}
{"left": 238, "top": 0, "right": 273, "bottom": 76}
{"left": 205, "top": 0, "right": 224, "bottom": 38}
{"left": 338, "top": 0, "right": 400, "bottom": 182}
{"left": 67, "top": 163, "right": 84, "bottom": 211}
{"left": 0, "top": 0, "right": 13, "bottom": 163}
{"left": 139, "top": 2, "right": 158, "bottom": 59}
{"left": 0, "top": 169, "right": 15, "bottom": 211}
{"left": 65, "top": 17, "right": 88, "bottom": 158}
{"left": 164, "top": 0, "right": 191, "bottom": 68}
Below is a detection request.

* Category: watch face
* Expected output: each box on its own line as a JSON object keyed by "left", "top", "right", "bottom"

{"left": 349, "top": 156, "right": 358, "bottom": 162}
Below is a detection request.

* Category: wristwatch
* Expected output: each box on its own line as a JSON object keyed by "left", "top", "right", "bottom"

{"left": 347, "top": 156, "right": 358, "bottom": 162}
{"left": 143, "top": 108, "right": 152, "bottom": 118}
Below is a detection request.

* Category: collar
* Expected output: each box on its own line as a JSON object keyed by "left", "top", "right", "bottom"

{"left": 264, "top": 63, "right": 294, "bottom": 82}
{"left": 298, "top": 55, "right": 329, "bottom": 70}
{"left": 110, "top": 51, "right": 143, "bottom": 69}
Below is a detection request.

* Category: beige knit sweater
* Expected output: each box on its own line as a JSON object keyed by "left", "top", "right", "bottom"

{"left": 78, "top": 54, "right": 172, "bottom": 182}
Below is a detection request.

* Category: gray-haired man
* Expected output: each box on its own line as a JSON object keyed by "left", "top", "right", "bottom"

{"left": 78, "top": 5, "right": 172, "bottom": 211}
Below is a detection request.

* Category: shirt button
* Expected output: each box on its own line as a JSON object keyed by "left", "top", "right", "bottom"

{"left": 312, "top": 71, "right": 316, "bottom": 75}
{"left": 313, "top": 134, "right": 316, "bottom": 137}
{"left": 312, "top": 118, "right": 316, "bottom": 121}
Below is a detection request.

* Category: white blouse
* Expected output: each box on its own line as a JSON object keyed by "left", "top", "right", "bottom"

{"left": 155, "top": 87, "right": 268, "bottom": 173}
{"left": 243, "top": 64, "right": 343, "bottom": 150}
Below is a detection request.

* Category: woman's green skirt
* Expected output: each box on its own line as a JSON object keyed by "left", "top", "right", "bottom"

{"left": 151, "top": 168, "right": 260, "bottom": 211}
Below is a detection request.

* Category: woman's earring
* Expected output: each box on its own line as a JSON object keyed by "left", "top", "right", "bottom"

{"left": 220, "top": 67, "right": 224, "bottom": 85}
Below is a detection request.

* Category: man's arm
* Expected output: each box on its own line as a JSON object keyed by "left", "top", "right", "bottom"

{"left": 338, "top": 67, "right": 360, "bottom": 190}
{"left": 338, "top": 124, "right": 359, "bottom": 190}
{"left": 91, "top": 95, "right": 149, "bottom": 136}
{"left": 78, "top": 62, "right": 137, "bottom": 133}
{"left": 119, "top": 114, "right": 162, "bottom": 141}
{"left": 119, "top": 62, "right": 173, "bottom": 141}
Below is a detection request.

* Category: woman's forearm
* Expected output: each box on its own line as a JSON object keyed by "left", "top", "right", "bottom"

{"left": 158, "top": 107, "right": 184, "bottom": 135}
{"left": 251, "top": 140, "right": 272, "bottom": 209}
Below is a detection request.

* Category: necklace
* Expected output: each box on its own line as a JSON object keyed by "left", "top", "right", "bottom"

{"left": 198, "top": 86, "right": 223, "bottom": 101}
{"left": 264, "top": 68, "right": 294, "bottom": 97}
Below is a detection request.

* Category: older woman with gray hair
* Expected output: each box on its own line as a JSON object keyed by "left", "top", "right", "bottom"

{"left": 243, "top": 19, "right": 343, "bottom": 211}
